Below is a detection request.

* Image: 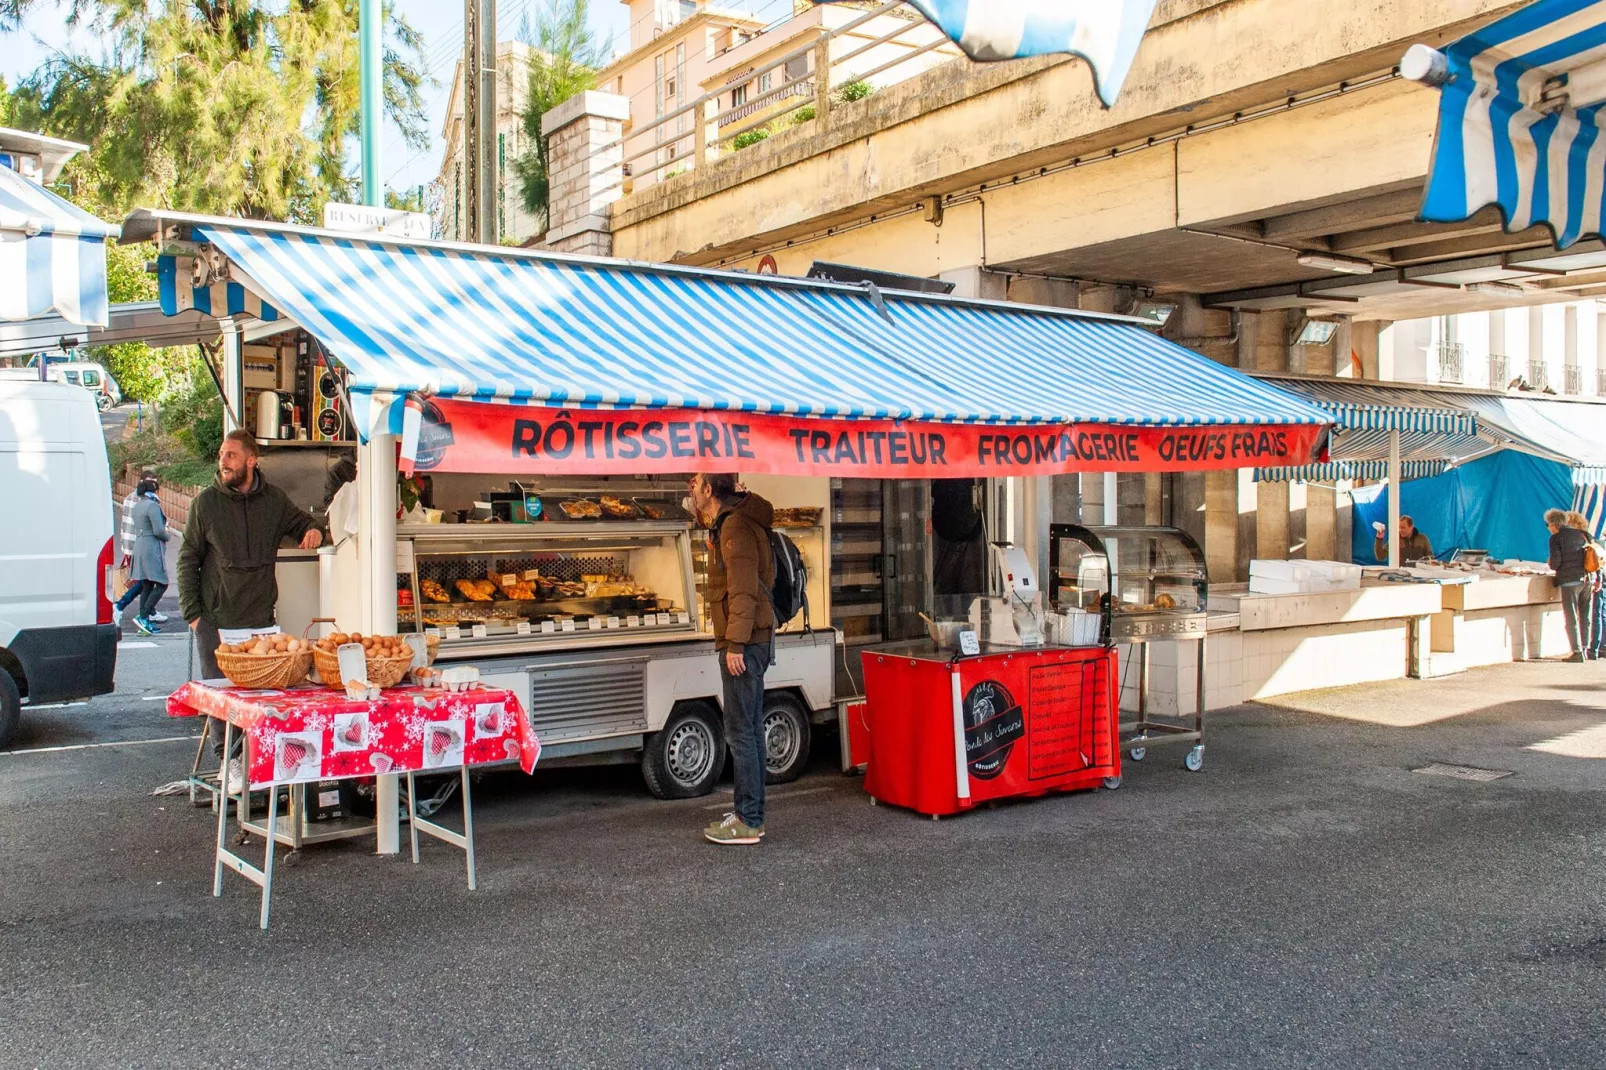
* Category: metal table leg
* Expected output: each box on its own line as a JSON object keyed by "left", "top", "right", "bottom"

{"left": 407, "top": 767, "right": 479, "bottom": 891}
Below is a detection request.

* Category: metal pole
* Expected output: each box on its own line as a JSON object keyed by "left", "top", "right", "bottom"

{"left": 462, "top": 0, "right": 499, "bottom": 245}
{"left": 360, "top": 0, "right": 383, "bottom": 207}
{"left": 1387, "top": 428, "right": 1401, "bottom": 568}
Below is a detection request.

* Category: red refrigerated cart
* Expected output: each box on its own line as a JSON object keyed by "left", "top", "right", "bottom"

{"left": 861, "top": 644, "right": 1120, "bottom": 817}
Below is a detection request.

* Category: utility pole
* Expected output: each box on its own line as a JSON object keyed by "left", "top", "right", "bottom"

{"left": 359, "top": 0, "right": 382, "bottom": 207}
{"left": 463, "top": 0, "right": 499, "bottom": 245}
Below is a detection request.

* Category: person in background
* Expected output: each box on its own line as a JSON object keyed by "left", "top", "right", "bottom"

{"left": 1565, "top": 510, "right": 1603, "bottom": 660}
{"left": 1373, "top": 514, "right": 1433, "bottom": 563}
{"left": 1545, "top": 508, "right": 1591, "bottom": 662}
{"left": 178, "top": 430, "right": 324, "bottom": 783}
{"left": 128, "top": 474, "right": 172, "bottom": 635}
{"left": 112, "top": 468, "right": 167, "bottom": 628}
{"left": 688, "top": 472, "right": 775, "bottom": 847}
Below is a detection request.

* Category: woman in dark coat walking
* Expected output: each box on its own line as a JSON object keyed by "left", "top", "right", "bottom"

{"left": 129, "top": 475, "right": 172, "bottom": 634}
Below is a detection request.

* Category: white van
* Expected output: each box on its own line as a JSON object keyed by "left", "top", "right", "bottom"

{"left": 0, "top": 361, "right": 122, "bottom": 411}
{"left": 0, "top": 379, "right": 119, "bottom": 746}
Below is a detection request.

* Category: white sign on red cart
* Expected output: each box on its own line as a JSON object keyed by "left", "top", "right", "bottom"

{"left": 321, "top": 201, "right": 432, "bottom": 240}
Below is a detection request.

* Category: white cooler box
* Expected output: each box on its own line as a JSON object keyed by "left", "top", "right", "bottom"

{"left": 1249, "top": 559, "right": 1362, "bottom": 595}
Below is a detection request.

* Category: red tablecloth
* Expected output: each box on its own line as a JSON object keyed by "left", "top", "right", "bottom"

{"left": 168, "top": 682, "right": 539, "bottom": 789}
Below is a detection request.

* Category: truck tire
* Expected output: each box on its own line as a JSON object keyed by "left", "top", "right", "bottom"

{"left": 0, "top": 670, "right": 20, "bottom": 749}
{"left": 762, "top": 691, "right": 811, "bottom": 784}
{"left": 641, "top": 701, "right": 726, "bottom": 799}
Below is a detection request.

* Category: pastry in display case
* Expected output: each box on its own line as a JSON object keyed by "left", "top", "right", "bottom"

{"left": 397, "top": 520, "right": 699, "bottom": 652}
{"left": 1049, "top": 525, "right": 1209, "bottom": 641}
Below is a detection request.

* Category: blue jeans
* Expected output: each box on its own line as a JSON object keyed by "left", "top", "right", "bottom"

{"left": 720, "top": 641, "right": 771, "bottom": 829}
{"left": 114, "top": 579, "right": 146, "bottom": 612}
{"left": 1590, "top": 585, "right": 1605, "bottom": 656}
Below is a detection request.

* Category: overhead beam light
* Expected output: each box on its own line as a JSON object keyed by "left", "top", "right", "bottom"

{"left": 1297, "top": 252, "right": 1376, "bottom": 276}
{"left": 1295, "top": 319, "right": 1339, "bottom": 345}
{"left": 1133, "top": 300, "right": 1177, "bottom": 327}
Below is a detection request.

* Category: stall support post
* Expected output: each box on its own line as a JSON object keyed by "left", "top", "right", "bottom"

{"left": 1103, "top": 473, "right": 1119, "bottom": 526}
{"left": 359, "top": 432, "right": 402, "bottom": 854}
{"left": 220, "top": 320, "right": 243, "bottom": 433}
{"left": 1387, "top": 429, "right": 1401, "bottom": 568}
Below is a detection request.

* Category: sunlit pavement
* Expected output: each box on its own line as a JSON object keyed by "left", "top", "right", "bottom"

{"left": 2, "top": 641, "right": 1603, "bottom": 1069}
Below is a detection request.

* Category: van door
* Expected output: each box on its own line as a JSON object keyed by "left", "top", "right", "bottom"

{"left": 0, "top": 426, "right": 77, "bottom": 637}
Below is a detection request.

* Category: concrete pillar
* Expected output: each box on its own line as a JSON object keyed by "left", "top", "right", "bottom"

{"left": 542, "top": 90, "right": 629, "bottom": 256}
{"left": 940, "top": 267, "right": 1008, "bottom": 300}
{"left": 1235, "top": 310, "right": 1259, "bottom": 369}
{"left": 1332, "top": 317, "right": 1354, "bottom": 377}
{"left": 1355, "top": 320, "right": 1382, "bottom": 380}
{"left": 1203, "top": 470, "right": 1238, "bottom": 583}
{"left": 1306, "top": 483, "right": 1336, "bottom": 560}
{"left": 1256, "top": 479, "right": 1290, "bottom": 560}
{"left": 1005, "top": 276, "right": 1078, "bottom": 308}
{"left": 1144, "top": 472, "right": 1164, "bottom": 525}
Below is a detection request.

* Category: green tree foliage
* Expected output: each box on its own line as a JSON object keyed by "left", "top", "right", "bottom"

{"left": 514, "top": 0, "right": 612, "bottom": 232}
{"left": 6, "top": 0, "right": 430, "bottom": 222}
{"left": 731, "top": 126, "right": 771, "bottom": 150}
{"left": 90, "top": 240, "right": 177, "bottom": 403}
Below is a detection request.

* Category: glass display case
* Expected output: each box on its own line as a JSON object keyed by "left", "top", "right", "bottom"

{"left": 1049, "top": 525, "right": 1208, "bottom": 642}
{"left": 397, "top": 521, "right": 699, "bottom": 655}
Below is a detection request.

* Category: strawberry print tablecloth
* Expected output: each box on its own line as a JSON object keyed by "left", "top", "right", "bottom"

{"left": 168, "top": 682, "right": 539, "bottom": 789}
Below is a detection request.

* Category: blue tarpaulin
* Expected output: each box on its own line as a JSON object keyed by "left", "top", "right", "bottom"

{"left": 1351, "top": 450, "right": 1576, "bottom": 563}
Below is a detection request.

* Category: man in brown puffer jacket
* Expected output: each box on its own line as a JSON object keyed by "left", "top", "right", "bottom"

{"left": 690, "top": 473, "right": 775, "bottom": 845}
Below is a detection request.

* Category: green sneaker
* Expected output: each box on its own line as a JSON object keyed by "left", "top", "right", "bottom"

{"left": 703, "top": 812, "right": 763, "bottom": 845}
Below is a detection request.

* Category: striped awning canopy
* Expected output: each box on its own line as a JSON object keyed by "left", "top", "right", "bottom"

{"left": 825, "top": 0, "right": 1159, "bottom": 106}
{"left": 1414, "top": 0, "right": 1606, "bottom": 248}
{"left": 1253, "top": 375, "right": 1606, "bottom": 486}
{"left": 0, "top": 165, "right": 117, "bottom": 327}
{"left": 156, "top": 255, "right": 281, "bottom": 324}
{"left": 127, "top": 213, "right": 1333, "bottom": 444}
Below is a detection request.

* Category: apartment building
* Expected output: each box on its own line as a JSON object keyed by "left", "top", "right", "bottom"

{"left": 1382, "top": 302, "right": 1606, "bottom": 397}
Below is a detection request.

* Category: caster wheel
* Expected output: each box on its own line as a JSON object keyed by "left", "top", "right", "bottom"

{"left": 869, "top": 797, "right": 877, "bottom": 806}
{"left": 1103, "top": 775, "right": 1122, "bottom": 790}
{"left": 1183, "top": 746, "right": 1204, "bottom": 772}
{"left": 1127, "top": 747, "right": 1147, "bottom": 762}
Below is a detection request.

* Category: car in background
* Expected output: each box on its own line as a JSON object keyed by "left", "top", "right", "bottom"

{"left": 0, "top": 378, "right": 119, "bottom": 746}
{"left": 0, "top": 360, "right": 123, "bottom": 411}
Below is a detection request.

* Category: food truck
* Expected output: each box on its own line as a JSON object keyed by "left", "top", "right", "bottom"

{"left": 122, "top": 210, "right": 1336, "bottom": 830}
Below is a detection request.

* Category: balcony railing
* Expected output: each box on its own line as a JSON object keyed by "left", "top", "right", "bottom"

{"left": 1434, "top": 341, "right": 1465, "bottom": 384}
{"left": 1564, "top": 364, "right": 1583, "bottom": 395}
{"left": 1488, "top": 353, "right": 1509, "bottom": 388}
{"left": 1528, "top": 360, "right": 1552, "bottom": 393}
{"left": 604, "top": 1, "right": 966, "bottom": 186}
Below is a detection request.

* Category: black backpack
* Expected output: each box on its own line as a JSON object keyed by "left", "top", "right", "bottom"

{"left": 769, "top": 529, "right": 809, "bottom": 629}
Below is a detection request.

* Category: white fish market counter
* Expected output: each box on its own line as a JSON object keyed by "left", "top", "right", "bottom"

{"left": 1116, "top": 572, "right": 1569, "bottom": 714}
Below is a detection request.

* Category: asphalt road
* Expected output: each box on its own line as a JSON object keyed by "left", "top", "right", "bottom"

{"left": 2, "top": 643, "right": 1603, "bottom": 1069}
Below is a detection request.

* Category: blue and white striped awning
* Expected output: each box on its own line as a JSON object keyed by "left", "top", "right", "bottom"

{"left": 0, "top": 165, "right": 117, "bottom": 327}
{"left": 1575, "top": 481, "right": 1606, "bottom": 536}
{"left": 1257, "top": 460, "right": 1451, "bottom": 484}
{"left": 150, "top": 217, "right": 1332, "bottom": 442}
{"left": 156, "top": 255, "right": 281, "bottom": 323}
{"left": 824, "top": 0, "right": 1158, "bottom": 106}
{"left": 1249, "top": 377, "right": 1479, "bottom": 436}
{"left": 1414, "top": 0, "right": 1606, "bottom": 248}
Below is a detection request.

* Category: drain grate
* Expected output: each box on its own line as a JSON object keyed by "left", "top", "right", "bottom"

{"left": 1412, "top": 762, "right": 1514, "bottom": 782}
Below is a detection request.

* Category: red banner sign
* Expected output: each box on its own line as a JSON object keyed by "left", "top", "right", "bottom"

{"left": 409, "top": 398, "right": 1327, "bottom": 478}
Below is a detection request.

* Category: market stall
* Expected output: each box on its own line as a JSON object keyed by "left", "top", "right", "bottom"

{"left": 123, "top": 208, "right": 1336, "bottom": 830}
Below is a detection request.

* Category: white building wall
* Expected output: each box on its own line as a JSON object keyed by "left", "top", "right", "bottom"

{"left": 1380, "top": 300, "right": 1606, "bottom": 396}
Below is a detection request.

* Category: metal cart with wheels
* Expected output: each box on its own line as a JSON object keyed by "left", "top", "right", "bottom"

{"left": 1049, "top": 524, "right": 1209, "bottom": 772}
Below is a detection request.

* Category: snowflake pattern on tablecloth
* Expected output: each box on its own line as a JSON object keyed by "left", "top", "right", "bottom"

{"left": 166, "top": 682, "right": 539, "bottom": 788}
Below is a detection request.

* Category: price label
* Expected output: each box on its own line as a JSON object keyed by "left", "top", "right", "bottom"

{"left": 626, "top": 615, "right": 641, "bottom": 628}
{"left": 587, "top": 617, "right": 603, "bottom": 631}
{"left": 958, "top": 630, "right": 980, "bottom": 656}
{"left": 516, "top": 621, "right": 532, "bottom": 636}
{"left": 522, "top": 569, "right": 541, "bottom": 582}
{"left": 426, "top": 627, "right": 442, "bottom": 638}
{"left": 607, "top": 616, "right": 620, "bottom": 629}
{"left": 472, "top": 624, "right": 488, "bottom": 639}
{"left": 540, "top": 620, "right": 556, "bottom": 634}
{"left": 447, "top": 626, "right": 463, "bottom": 640}
{"left": 676, "top": 611, "right": 690, "bottom": 625}
{"left": 560, "top": 619, "right": 576, "bottom": 633}
{"left": 500, "top": 573, "right": 517, "bottom": 587}
{"left": 644, "top": 613, "right": 659, "bottom": 626}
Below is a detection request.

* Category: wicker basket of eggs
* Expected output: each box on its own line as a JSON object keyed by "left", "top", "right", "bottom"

{"left": 213, "top": 634, "right": 313, "bottom": 689}
{"left": 311, "top": 632, "right": 418, "bottom": 690}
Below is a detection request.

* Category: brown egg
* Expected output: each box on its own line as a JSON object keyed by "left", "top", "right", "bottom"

{"left": 286, "top": 638, "right": 301, "bottom": 653}
{"left": 349, "top": 632, "right": 363, "bottom": 643}
{"left": 250, "top": 640, "right": 270, "bottom": 656}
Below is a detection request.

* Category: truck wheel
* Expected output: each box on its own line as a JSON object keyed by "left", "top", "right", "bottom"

{"left": 96, "top": 393, "right": 113, "bottom": 413}
{"left": 0, "top": 671, "right": 19, "bottom": 749}
{"left": 763, "top": 692, "right": 811, "bottom": 784}
{"left": 641, "top": 702, "right": 726, "bottom": 799}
